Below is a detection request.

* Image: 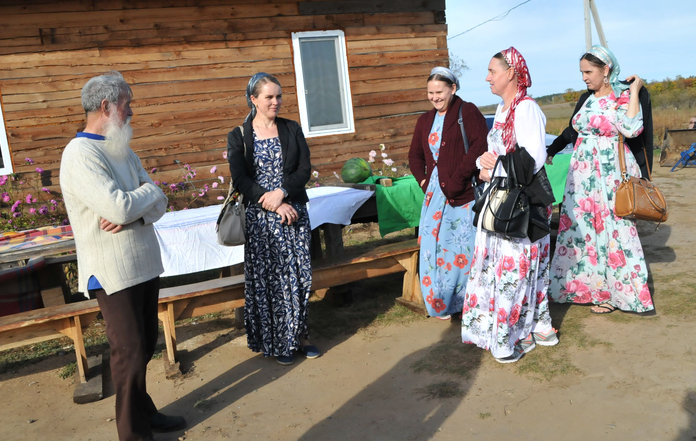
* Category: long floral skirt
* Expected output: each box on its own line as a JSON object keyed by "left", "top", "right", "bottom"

{"left": 461, "top": 221, "right": 553, "bottom": 359}
{"left": 549, "top": 134, "right": 653, "bottom": 312}
{"left": 418, "top": 167, "right": 475, "bottom": 317}
{"left": 244, "top": 203, "right": 312, "bottom": 357}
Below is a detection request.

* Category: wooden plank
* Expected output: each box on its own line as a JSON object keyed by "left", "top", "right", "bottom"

{"left": 298, "top": 0, "right": 444, "bottom": 15}
{"left": 347, "top": 37, "right": 439, "bottom": 54}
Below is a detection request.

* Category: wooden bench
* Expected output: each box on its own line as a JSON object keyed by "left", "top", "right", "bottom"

{"left": 0, "top": 238, "right": 422, "bottom": 401}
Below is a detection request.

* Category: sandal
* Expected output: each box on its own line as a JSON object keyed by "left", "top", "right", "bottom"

{"left": 590, "top": 303, "right": 617, "bottom": 314}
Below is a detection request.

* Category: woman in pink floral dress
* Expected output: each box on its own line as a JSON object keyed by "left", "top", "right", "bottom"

{"left": 460, "top": 48, "right": 557, "bottom": 364}
{"left": 549, "top": 45, "right": 653, "bottom": 314}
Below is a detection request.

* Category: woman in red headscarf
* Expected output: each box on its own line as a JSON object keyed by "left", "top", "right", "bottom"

{"left": 460, "top": 47, "right": 557, "bottom": 363}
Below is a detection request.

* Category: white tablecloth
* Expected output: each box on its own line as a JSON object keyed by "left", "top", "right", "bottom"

{"left": 154, "top": 186, "right": 373, "bottom": 277}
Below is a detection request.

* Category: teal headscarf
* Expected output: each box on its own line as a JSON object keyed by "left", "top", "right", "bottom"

{"left": 587, "top": 45, "right": 629, "bottom": 98}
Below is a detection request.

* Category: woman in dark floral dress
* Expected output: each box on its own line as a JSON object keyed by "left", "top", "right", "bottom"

{"left": 227, "top": 73, "right": 317, "bottom": 365}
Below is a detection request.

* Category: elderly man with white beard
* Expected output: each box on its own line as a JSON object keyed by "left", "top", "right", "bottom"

{"left": 60, "top": 71, "right": 185, "bottom": 441}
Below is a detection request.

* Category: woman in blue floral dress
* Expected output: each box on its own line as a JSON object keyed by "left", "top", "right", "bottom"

{"left": 227, "top": 73, "right": 318, "bottom": 365}
{"left": 548, "top": 46, "right": 654, "bottom": 314}
{"left": 408, "top": 67, "right": 488, "bottom": 318}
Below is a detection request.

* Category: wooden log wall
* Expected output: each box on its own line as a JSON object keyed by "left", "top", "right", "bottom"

{"left": 0, "top": 0, "right": 448, "bottom": 204}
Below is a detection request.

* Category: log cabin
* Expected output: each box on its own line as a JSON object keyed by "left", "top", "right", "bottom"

{"left": 0, "top": 0, "right": 449, "bottom": 207}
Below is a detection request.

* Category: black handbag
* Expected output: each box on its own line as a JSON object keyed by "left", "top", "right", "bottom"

{"left": 472, "top": 154, "right": 530, "bottom": 239}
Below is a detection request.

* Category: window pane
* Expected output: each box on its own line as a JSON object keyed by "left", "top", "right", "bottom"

{"left": 299, "top": 38, "right": 344, "bottom": 128}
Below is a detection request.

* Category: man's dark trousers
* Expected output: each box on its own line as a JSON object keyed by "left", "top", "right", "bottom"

{"left": 94, "top": 277, "right": 160, "bottom": 441}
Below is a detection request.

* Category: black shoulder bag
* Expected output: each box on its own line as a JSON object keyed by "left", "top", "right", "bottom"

{"left": 458, "top": 105, "right": 484, "bottom": 200}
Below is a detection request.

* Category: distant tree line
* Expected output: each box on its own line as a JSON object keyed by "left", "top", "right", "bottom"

{"left": 535, "top": 76, "right": 696, "bottom": 109}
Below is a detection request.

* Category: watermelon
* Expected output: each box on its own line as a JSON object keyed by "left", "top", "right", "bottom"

{"left": 341, "top": 158, "right": 372, "bottom": 183}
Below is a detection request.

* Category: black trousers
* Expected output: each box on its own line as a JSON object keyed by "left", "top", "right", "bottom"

{"left": 94, "top": 277, "right": 160, "bottom": 441}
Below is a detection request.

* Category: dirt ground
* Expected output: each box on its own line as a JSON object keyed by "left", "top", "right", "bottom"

{"left": 1, "top": 164, "right": 696, "bottom": 441}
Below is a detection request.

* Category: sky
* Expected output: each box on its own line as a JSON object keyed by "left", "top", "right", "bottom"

{"left": 446, "top": 0, "right": 695, "bottom": 106}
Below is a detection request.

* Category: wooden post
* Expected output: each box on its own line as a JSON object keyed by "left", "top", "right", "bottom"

{"left": 71, "top": 316, "right": 88, "bottom": 384}
{"left": 158, "top": 303, "right": 178, "bottom": 369}
{"left": 394, "top": 250, "right": 427, "bottom": 315}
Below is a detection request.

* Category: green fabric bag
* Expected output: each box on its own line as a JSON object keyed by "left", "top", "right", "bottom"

{"left": 544, "top": 153, "right": 571, "bottom": 205}
{"left": 361, "top": 175, "right": 424, "bottom": 236}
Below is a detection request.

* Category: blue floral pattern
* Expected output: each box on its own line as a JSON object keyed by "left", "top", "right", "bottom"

{"left": 418, "top": 113, "right": 476, "bottom": 317}
{"left": 244, "top": 133, "right": 312, "bottom": 357}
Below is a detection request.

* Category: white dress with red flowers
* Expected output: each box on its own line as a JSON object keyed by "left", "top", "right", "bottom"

{"left": 460, "top": 100, "right": 554, "bottom": 358}
{"left": 418, "top": 112, "right": 476, "bottom": 317}
{"left": 549, "top": 90, "right": 653, "bottom": 312}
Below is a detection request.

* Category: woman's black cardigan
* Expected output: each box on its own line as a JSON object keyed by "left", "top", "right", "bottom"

{"left": 226, "top": 117, "right": 311, "bottom": 205}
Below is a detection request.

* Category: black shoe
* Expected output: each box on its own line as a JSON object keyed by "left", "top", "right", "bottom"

{"left": 150, "top": 412, "right": 186, "bottom": 432}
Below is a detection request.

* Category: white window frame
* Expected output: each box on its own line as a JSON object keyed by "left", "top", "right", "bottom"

{"left": 0, "top": 94, "right": 13, "bottom": 176}
{"left": 291, "top": 30, "right": 355, "bottom": 138}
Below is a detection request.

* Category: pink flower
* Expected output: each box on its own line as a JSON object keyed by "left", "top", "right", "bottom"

{"left": 35, "top": 167, "right": 44, "bottom": 174}
{"left": 0, "top": 175, "right": 7, "bottom": 185}
{"left": 369, "top": 150, "right": 377, "bottom": 158}
{"left": 38, "top": 205, "right": 48, "bottom": 215}
{"left": 565, "top": 280, "right": 591, "bottom": 303}
{"left": 222, "top": 151, "right": 228, "bottom": 159}
{"left": 154, "top": 180, "right": 161, "bottom": 186}
{"left": 151, "top": 167, "right": 157, "bottom": 173}
{"left": 217, "top": 196, "right": 224, "bottom": 200}
{"left": 559, "top": 213, "right": 572, "bottom": 232}
{"left": 212, "top": 182, "right": 219, "bottom": 189}
{"left": 210, "top": 166, "right": 217, "bottom": 174}
{"left": 629, "top": 226, "right": 637, "bottom": 237}
{"left": 218, "top": 176, "right": 225, "bottom": 183}
{"left": 41, "top": 187, "right": 50, "bottom": 193}
{"left": 383, "top": 158, "right": 394, "bottom": 166}
{"left": 587, "top": 115, "right": 614, "bottom": 135}
{"left": 502, "top": 256, "right": 515, "bottom": 272}
{"left": 10, "top": 200, "right": 21, "bottom": 212}
{"left": 497, "top": 308, "right": 507, "bottom": 324}
{"left": 1, "top": 192, "right": 9, "bottom": 203}
{"left": 28, "top": 207, "right": 36, "bottom": 214}
{"left": 587, "top": 245, "right": 598, "bottom": 266}
{"left": 638, "top": 285, "right": 652, "bottom": 306}
{"left": 509, "top": 304, "right": 521, "bottom": 326}
{"left": 614, "top": 281, "right": 624, "bottom": 292}
{"left": 518, "top": 254, "right": 530, "bottom": 279}
{"left": 607, "top": 250, "right": 626, "bottom": 270}
{"left": 577, "top": 197, "right": 596, "bottom": 214}
{"left": 25, "top": 157, "right": 34, "bottom": 165}
{"left": 596, "top": 290, "right": 611, "bottom": 303}
{"left": 25, "top": 194, "right": 36, "bottom": 203}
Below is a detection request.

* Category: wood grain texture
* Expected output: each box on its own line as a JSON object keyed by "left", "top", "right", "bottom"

{"left": 0, "top": 0, "right": 448, "bottom": 193}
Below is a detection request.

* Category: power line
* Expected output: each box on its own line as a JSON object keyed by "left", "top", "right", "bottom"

{"left": 447, "top": 0, "right": 533, "bottom": 41}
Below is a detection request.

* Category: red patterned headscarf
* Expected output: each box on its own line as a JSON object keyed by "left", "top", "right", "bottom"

{"left": 500, "top": 46, "right": 532, "bottom": 153}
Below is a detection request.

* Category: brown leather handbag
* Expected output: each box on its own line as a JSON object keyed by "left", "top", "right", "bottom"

{"left": 614, "top": 133, "right": 668, "bottom": 222}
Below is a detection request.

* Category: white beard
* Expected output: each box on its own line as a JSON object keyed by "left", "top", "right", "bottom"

{"left": 103, "top": 117, "right": 133, "bottom": 162}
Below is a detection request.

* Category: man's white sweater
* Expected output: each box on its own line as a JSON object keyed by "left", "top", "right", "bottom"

{"left": 60, "top": 136, "right": 168, "bottom": 295}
